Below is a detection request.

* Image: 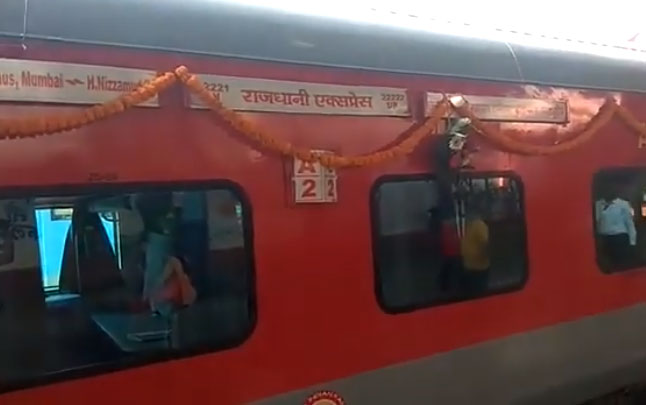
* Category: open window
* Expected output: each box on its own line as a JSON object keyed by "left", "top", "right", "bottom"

{"left": 593, "top": 168, "right": 646, "bottom": 273}
{"left": 372, "top": 173, "right": 527, "bottom": 313}
{"left": 0, "top": 183, "right": 255, "bottom": 390}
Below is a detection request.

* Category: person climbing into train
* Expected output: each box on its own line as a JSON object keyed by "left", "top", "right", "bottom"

{"left": 460, "top": 198, "right": 490, "bottom": 296}
{"left": 432, "top": 117, "right": 473, "bottom": 293}
{"left": 595, "top": 186, "right": 636, "bottom": 270}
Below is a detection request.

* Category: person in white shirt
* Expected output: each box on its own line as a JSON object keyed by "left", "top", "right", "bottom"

{"left": 595, "top": 189, "right": 637, "bottom": 269}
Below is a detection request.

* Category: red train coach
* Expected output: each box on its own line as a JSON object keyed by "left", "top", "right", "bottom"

{"left": 1, "top": 1, "right": 646, "bottom": 404}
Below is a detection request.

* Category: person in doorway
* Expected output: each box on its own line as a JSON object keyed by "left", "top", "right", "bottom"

{"left": 595, "top": 188, "right": 636, "bottom": 270}
{"left": 460, "top": 200, "right": 490, "bottom": 296}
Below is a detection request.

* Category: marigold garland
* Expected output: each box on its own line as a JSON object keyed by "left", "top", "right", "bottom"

{"left": 174, "top": 66, "right": 450, "bottom": 168}
{"left": 452, "top": 98, "right": 620, "bottom": 156}
{"left": 1, "top": 65, "right": 646, "bottom": 164}
{"left": 0, "top": 72, "right": 176, "bottom": 139}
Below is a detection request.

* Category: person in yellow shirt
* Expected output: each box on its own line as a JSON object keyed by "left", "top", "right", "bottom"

{"left": 460, "top": 201, "right": 490, "bottom": 296}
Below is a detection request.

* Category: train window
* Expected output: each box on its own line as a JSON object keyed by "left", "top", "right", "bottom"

{"left": 0, "top": 184, "right": 255, "bottom": 389}
{"left": 593, "top": 168, "right": 646, "bottom": 273}
{"left": 372, "top": 174, "right": 527, "bottom": 312}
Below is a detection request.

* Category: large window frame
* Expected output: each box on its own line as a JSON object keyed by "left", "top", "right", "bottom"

{"left": 0, "top": 180, "right": 257, "bottom": 393}
{"left": 371, "top": 172, "right": 529, "bottom": 314}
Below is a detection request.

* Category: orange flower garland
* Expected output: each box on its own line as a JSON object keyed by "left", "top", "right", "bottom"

{"left": 174, "top": 66, "right": 449, "bottom": 168}
{"left": 0, "top": 72, "right": 176, "bottom": 139}
{"left": 1, "top": 64, "right": 646, "bottom": 164}
{"left": 452, "top": 98, "right": 620, "bottom": 155}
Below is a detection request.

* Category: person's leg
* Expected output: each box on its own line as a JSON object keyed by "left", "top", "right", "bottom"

{"left": 461, "top": 269, "right": 476, "bottom": 297}
{"left": 615, "top": 233, "right": 633, "bottom": 269}
{"left": 604, "top": 235, "right": 622, "bottom": 269}
{"left": 438, "top": 261, "right": 450, "bottom": 292}
{"left": 597, "top": 235, "right": 610, "bottom": 270}
{"left": 461, "top": 270, "right": 489, "bottom": 297}
{"left": 448, "top": 256, "right": 462, "bottom": 292}
{"left": 475, "top": 271, "right": 489, "bottom": 294}
{"left": 439, "top": 256, "right": 459, "bottom": 292}
{"left": 458, "top": 266, "right": 469, "bottom": 297}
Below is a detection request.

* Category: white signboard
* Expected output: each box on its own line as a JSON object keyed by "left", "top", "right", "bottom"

{"left": 0, "top": 58, "right": 159, "bottom": 106}
{"left": 189, "top": 74, "right": 410, "bottom": 116}
{"left": 426, "top": 93, "right": 569, "bottom": 124}
{"left": 293, "top": 153, "right": 338, "bottom": 203}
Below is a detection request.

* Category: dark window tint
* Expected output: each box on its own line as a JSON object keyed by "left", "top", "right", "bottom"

{"left": 0, "top": 184, "right": 255, "bottom": 389}
{"left": 372, "top": 174, "right": 527, "bottom": 312}
{"left": 593, "top": 169, "right": 646, "bottom": 273}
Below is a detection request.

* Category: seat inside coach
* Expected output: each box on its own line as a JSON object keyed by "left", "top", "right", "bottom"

{"left": 0, "top": 190, "right": 254, "bottom": 385}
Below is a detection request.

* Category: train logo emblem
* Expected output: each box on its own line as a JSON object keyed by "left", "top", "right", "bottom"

{"left": 304, "top": 390, "right": 345, "bottom": 405}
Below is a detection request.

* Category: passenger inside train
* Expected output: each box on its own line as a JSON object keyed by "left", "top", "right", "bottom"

{"left": 0, "top": 187, "right": 254, "bottom": 387}
{"left": 460, "top": 197, "right": 490, "bottom": 297}
{"left": 593, "top": 168, "right": 646, "bottom": 272}
{"left": 373, "top": 174, "right": 527, "bottom": 312}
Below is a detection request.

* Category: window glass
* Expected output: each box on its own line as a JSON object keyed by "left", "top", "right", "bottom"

{"left": 0, "top": 185, "right": 255, "bottom": 389}
{"left": 593, "top": 169, "right": 646, "bottom": 272}
{"left": 36, "top": 208, "right": 119, "bottom": 290}
{"left": 373, "top": 174, "right": 527, "bottom": 312}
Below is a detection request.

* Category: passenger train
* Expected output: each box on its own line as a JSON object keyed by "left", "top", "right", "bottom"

{"left": 1, "top": 1, "right": 646, "bottom": 404}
